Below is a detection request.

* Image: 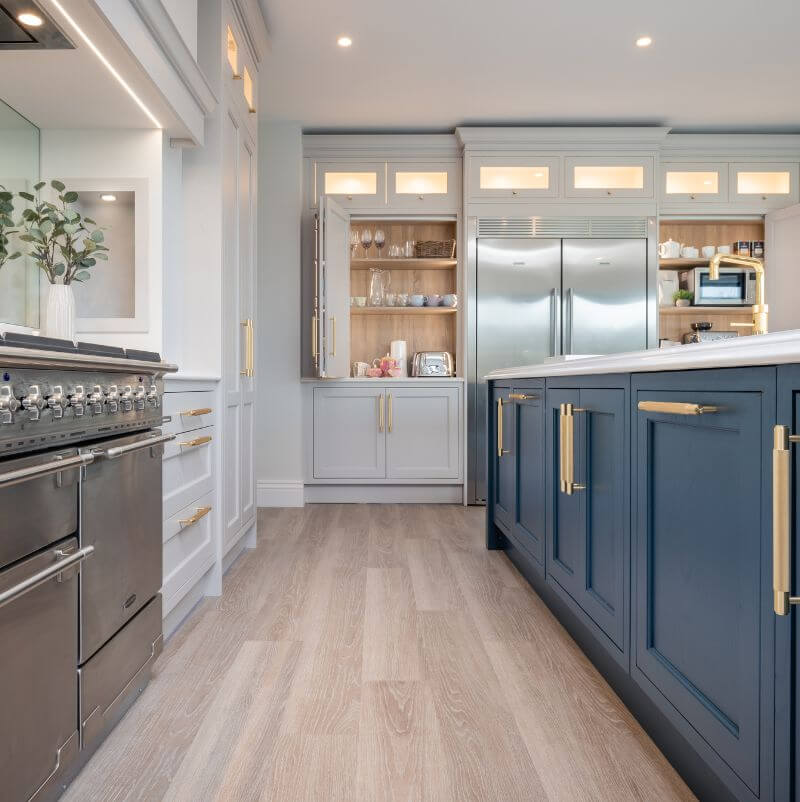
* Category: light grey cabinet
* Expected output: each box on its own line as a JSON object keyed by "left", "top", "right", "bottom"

{"left": 385, "top": 387, "right": 460, "bottom": 479}
{"left": 313, "top": 387, "right": 385, "bottom": 479}
{"left": 312, "top": 384, "right": 462, "bottom": 481}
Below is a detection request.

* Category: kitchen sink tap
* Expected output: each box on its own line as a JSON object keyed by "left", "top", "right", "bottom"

{"left": 708, "top": 254, "right": 767, "bottom": 335}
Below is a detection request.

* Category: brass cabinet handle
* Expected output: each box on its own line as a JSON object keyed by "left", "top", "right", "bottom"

{"left": 497, "top": 397, "right": 509, "bottom": 458}
{"left": 331, "top": 316, "right": 336, "bottom": 357}
{"left": 772, "top": 425, "right": 800, "bottom": 615}
{"left": 509, "top": 392, "right": 539, "bottom": 402}
{"left": 637, "top": 401, "right": 719, "bottom": 415}
{"left": 240, "top": 319, "right": 254, "bottom": 377}
{"left": 179, "top": 506, "right": 212, "bottom": 528}
{"left": 388, "top": 393, "right": 393, "bottom": 433}
{"left": 179, "top": 435, "right": 212, "bottom": 448}
{"left": 312, "top": 314, "right": 318, "bottom": 361}
{"left": 559, "top": 403, "right": 586, "bottom": 494}
{"left": 378, "top": 394, "right": 384, "bottom": 433}
{"left": 181, "top": 408, "right": 212, "bottom": 417}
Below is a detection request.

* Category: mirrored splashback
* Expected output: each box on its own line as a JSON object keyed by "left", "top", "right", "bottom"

{"left": 0, "top": 98, "right": 39, "bottom": 329}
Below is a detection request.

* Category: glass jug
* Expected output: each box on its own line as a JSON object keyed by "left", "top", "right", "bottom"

{"left": 368, "top": 268, "right": 389, "bottom": 307}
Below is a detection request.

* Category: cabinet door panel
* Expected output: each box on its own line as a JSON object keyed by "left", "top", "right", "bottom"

{"left": 313, "top": 388, "right": 385, "bottom": 479}
{"left": 386, "top": 387, "right": 460, "bottom": 479}
{"left": 512, "top": 388, "right": 545, "bottom": 566}
{"left": 635, "top": 390, "right": 763, "bottom": 794}
{"left": 492, "top": 385, "right": 514, "bottom": 531}
{"left": 387, "top": 161, "right": 460, "bottom": 212}
{"left": 546, "top": 389, "right": 583, "bottom": 599}
{"left": 317, "top": 160, "right": 385, "bottom": 210}
{"left": 581, "top": 388, "right": 626, "bottom": 649}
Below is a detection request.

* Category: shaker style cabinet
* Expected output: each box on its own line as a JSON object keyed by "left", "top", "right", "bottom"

{"left": 546, "top": 380, "right": 628, "bottom": 659}
{"left": 313, "top": 385, "right": 462, "bottom": 481}
{"left": 729, "top": 162, "right": 800, "bottom": 208}
{"left": 632, "top": 369, "right": 776, "bottom": 802}
{"left": 565, "top": 156, "right": 654, "bottom": 199}
{"left": 660, "top": 162, "right": 728, "bottom": 204}
{"left": 467, "top": 155, "right": 561, "bottom": 201}
{"left": 386, "top": 160, "right": 460, "bottom": 212}
{"left": 315, "top": 161, "right": 385, "bottom": 210}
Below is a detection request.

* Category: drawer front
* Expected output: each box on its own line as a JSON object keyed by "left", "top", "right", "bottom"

{"left": 163, "top": 391, "right": 217, "bottom": 435}
{"left": 163, "top": 425, "right": 214, "bottom": 518}
{"left": 163, "top": 491, "right": 215, "bottom": 616}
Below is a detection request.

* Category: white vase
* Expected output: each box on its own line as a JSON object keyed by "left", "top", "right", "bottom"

{"left": 45, "top": 283, "right": 76, "bottom": 341}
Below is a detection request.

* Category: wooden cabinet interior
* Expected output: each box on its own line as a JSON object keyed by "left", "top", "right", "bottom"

{"left": 349, "top": 219, "right": 458, "bottom": 371}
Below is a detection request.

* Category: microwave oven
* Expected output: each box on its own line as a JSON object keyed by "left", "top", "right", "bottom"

{"left": 682, "top": 267, "right": 757, "bottom": 306}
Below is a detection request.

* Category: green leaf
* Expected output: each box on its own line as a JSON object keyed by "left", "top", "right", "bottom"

{"left": 39, "top": 219, "right": 53, "bottom": 234}
{"left": 90, "top": 229, "right": 104, "bottom": 243}
{"left": 19, "top": 234, "right": 35, "bottom": 242}
{"left": 34, "top": 181, "right": 46, "bottom": 191}
{"left": 80, "top": 258, "right": 96, "bottom": 267}
{"left": 93, "top": 251, "right": 108, "bottom": 260}
{"left": 29, "top": 228, "right": 44, "bottom": 242}
{"left": 0, "top": 191, "right": 12, "bottom": 202}
{"left": 54, "top": 263, "right": 66, "bottom": 276}
{"left": 18, "top": 191, "right": 34, "bottom": 202}
{"left": 83, "top": 217, "right": 96, "bottom": 225}
{"left": 50, "top": 180, "right": 65, "bottom": 192}
{"left": 63, "top": 223, "right": 78, "bottom": 235}
{"left": 63, "top": 191, "right": 78, "bottom": 203}
{"left": 75, "top": 270, "right": 91, "bottom": 282}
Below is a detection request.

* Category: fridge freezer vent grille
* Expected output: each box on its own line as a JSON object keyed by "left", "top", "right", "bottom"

{"left": 477, "top": 217, "right": 648, "bottom": 238}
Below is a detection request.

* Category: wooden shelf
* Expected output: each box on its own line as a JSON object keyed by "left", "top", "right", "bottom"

{"left": 659, "top": 258, "right": 712, "bottom": 269}
{"left": 659, "top": 305, "right": 753, "bottom": 315}
{"left": 351, "top": 258, "right": 457, "bottom": 270}
{"left": 351, "top": 306, "right": 457, "bottom": 316}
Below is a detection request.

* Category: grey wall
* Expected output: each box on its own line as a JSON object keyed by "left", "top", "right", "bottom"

{"left": 256, "top": 121, "right": 304, "bottom": 500}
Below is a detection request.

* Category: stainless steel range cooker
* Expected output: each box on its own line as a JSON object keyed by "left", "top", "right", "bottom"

{"left": 0, "top": 335, "right": 177, "bottom": 802}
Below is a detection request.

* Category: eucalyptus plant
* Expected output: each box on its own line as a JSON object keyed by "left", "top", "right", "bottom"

{"left": 0, "top": 185, "right": 20, "bottom": 270}
{"left": 17, "top": 180, "right": 109, "bottom": 284}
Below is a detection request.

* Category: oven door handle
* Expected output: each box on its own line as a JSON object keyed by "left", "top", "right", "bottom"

{"left": 0, "top": 452, "right": 94, "bottom": 489}
{"left": 0, "top": 545, "right": 95, "bottom": 611}
{"left": 92, "top": 432, "right": 176, "bottom": 460}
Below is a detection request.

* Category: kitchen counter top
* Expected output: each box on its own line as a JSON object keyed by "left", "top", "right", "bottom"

{"left": 0, "top": 344, "right": 179, "bottom": 375}
{"left": 301, "top": 376, "right": 464, "bottom": 383}
{"left": 486, "top": 329, "right": 800, "bottom": 379}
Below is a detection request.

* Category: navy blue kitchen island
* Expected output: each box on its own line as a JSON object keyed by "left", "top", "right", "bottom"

{"left": 485, "top": 334, "right": 800, "bottom": 802}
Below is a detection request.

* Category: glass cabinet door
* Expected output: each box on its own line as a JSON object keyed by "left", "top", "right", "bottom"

{"left": 316, "top": 161, "right": 385, "bottom": 209}
{"left": 661, "top": 163, "right": 728, "bottom": 204}
{"left": 566, "top": 157, "right": 654, "bottom": 198}
{"left": 468, "top": 156, "right": 560, "bottom": 199}
{"left": 730, "top": 163, "right": 799, "bottom": 208}
{"left": 387, "top": 161, "right": 459, "bottom": 211}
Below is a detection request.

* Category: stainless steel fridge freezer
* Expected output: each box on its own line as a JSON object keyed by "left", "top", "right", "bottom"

{"left": 468, "top": 217, "right": 656, "bottom": 504}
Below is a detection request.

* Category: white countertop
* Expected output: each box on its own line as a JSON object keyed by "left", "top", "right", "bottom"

{"left": 486, "top": 330, "right": 800, "bottom": 379}
{"left": 302, "top": 376, "right": 464, "bottom": 383}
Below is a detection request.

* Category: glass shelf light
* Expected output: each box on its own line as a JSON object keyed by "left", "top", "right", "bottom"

{"left": 574, "top": 165, "right": 644, "bottom": 189}
{"left": 666, "top": 171, "right": 719, "bottom": 194}
{"left": 737, "top": 171, "right": 791, "bottom": 195}
{"left": 324, "top": 172, "right": 377, "bottom": 195}
{"left": 395, "top": 171, "right": 448, "bottom": 195}
{"left": 480, "top": 165, "right": 549, "bottom": 190}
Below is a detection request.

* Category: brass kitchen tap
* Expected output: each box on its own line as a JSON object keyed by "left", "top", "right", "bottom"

{"left": 708, "top": 254, "right": 768, "bottom": 335}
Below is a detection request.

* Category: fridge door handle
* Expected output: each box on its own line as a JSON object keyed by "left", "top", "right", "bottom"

{"left": 565, "top": 287, "right": 574, "bottom": 355}
{"left": 549, "top": 288, "right": 559, "bottom": 357}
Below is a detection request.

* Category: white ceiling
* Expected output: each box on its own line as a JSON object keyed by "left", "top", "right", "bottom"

{"left": 258, "top": 0, "right": 800, "bottom": 132}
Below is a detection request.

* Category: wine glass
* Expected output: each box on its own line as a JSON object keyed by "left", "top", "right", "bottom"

{"left": 360, "top": 228, "right": 373, "bottom": 257}
{"left": 349, "top": 230, "right": 360, "bottom": 258}
{"left": 374, "top": 229, "right": 385, "bottom": 258}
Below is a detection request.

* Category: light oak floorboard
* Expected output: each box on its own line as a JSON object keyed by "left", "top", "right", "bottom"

{"left": 63, "top": 504, "right": 694, "bottom": 802}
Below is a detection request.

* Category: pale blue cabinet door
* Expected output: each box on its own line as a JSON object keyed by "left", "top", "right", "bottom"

{"left": 634, "top": 387, "right": 765, "bottom": 796}
{"left": 492, "top": 385, "right": 514, "bottom": 531}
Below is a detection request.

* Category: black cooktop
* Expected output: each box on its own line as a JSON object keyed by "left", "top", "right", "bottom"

{"left": 0, "top": 332, "right": 161, "bottom": 362}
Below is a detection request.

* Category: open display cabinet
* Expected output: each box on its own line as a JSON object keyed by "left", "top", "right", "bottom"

{"left": 658, "top": 218, "right": 763, "bottom": 342}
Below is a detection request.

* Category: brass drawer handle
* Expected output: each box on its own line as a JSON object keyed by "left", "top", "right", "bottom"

{"left": 509, "top": 393, "right": 539, "bottom": 402}
{"left": 772, "top": 425, "right": 800, "bottom": 615}
{"left": 181, "top": 408, "right": 212, "bottom": 417}
{"left": 559, "top": 403, "right": 586, "bottom": 494}
{"left": 179, "top": 435, "right": 212, "bottom": 448}
{"left": 497, "top": 397, "right": 508, "bottom": 458}
{"left": 179, "top": 506, "right": 212, "bottom": 528}
{"left": 378, "top": 395, "right": 384, "bottom": 433}
{"left": 387, "top": 393, "right": 393, "bottom": 433}
{"left": 637, "top": 401, "right": 718, "bottom": 415}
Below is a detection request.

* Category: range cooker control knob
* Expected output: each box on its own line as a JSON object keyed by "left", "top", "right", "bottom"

{"left": 134, "top": 384, "right": 146, "bottom": 412}
{"left": 120, "top": 385, "right": 134, "bottom": 412}
{"left": 69, "top": 385, "right": 86, "bottom": 417}
{"left": 105, "top": 384, "right": 120, "bottom": 414}
{"left": 21, "top": 385, "right": 45, "bottom": 421}
{"left": 87, "top": 385, "right": 105, "bottom": 415}
{"left": 146, "top": 384, "right": 159, "bottom": 409}
{"left": 0, "top": 385, "right": 20, "bottom": 425}
{"left": 46, "top": 385, "right": 66, "bottom": 420}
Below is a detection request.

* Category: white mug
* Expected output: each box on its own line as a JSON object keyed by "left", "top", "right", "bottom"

{"left": 352, "top": 361, "right": 369, "bottom": 377}
{"left": 717, "top": 245, "right": 731, "bottom": 255}
{"left": 681, "top": 246, "right": 699, "bottom": 258}
{"left": 701, "top": 245, "right": 715, "bottom": 258}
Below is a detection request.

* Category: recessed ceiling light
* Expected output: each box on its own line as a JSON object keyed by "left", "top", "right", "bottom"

{"left": 17, "top": 12, "right": 43, "bottom": 26}
{"left": 635, "top": 36, "right": 653, "bottom": 48}
{"left": 100, "top": 194, "right": 117, "bottom": 202}
{"left": 337, "top": 36, "right": 352, "bottom": 48}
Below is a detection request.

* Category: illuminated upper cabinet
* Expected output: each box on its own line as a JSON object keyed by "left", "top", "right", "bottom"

{"left": 388, "top": 161, "right": 459, "bottom": 211}
{"left": 566, "top": 157, "right": 653, "bottom": 198}
{"left": 226, "top": 26, "right": 239, "bottom": 77}
{"left": 317, "top": 161, "right": 384, "bottom": 209}
{"left": 468, "top": 156, "right": 560, "bottom": 199}
{"left": 243, "top": 67, "right": 255, "bottom": 113}
{"left": 661, "top": 163, "right": 727, "bottom": 204}
{"left": 730, "top": 163, "right": 799, "bottom": 208}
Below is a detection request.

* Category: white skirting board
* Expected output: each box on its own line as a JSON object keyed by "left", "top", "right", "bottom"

{"left": 303, "top": 484, "right": 463, "bottom": 504}
{"left": 257, "top": 480, "right": 305, "bottom": 507}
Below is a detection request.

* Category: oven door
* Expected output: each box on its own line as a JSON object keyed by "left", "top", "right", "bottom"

{"left": 79, "top": 429, "right": 173, "bottom": 662}
{"left": 695, "top": 268, "right": 750, "bottom": 306}
{"left": 0, "top": 536, "right": 94, "bottom": 802}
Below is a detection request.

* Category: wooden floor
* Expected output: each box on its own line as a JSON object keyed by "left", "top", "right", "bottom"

{"left": 64, "top": 505, "right": 695, "bottom": 802}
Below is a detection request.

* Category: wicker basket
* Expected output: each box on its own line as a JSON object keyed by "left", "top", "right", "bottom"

{"left": 414, "top": 240, "right": 456, "bottom": 259}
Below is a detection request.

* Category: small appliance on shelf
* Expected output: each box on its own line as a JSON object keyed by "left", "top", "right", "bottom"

{"left": 412, "top": 351, "right": 454, "bottom": 377}
{"left": 682, "top": 322, "right": 738, "bottom": 344}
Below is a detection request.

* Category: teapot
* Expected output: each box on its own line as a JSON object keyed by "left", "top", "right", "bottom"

{"left": 658, "top": 239, "right": 682, "bottom": 259}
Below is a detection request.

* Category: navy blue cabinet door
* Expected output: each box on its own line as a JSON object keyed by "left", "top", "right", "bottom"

{"left": 633, "top": 378, "right": 773, "bottom": 800}
{"left": 512, "top": 387, "right": 546, "bottom": 567}
{"left": 492, "top": 385, "right": 514, "bottom": 532}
